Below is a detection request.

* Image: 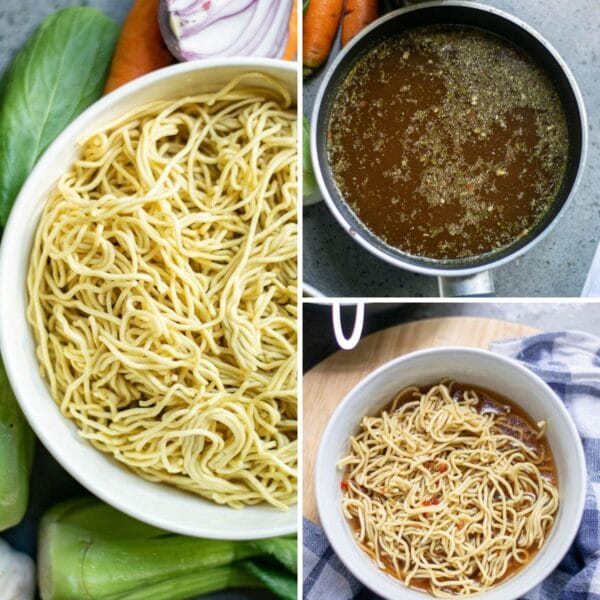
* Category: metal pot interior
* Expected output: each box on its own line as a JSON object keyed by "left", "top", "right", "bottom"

{"left": 313, "top": 3, "right": 585, "bottom": 273}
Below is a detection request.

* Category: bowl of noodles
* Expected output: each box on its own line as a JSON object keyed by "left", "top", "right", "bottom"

{"left": 0, "top": 58, "right": 297, "bottom": 539}
{"left": 316, "top": 347, "right": 585, "bottom": 599}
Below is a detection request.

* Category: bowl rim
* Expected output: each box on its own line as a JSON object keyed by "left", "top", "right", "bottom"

{"left": 315, "top": 346, "right": 587, "bottom": 599}
{"left": 0, "top": 57, "right": 298, "bottom": 540}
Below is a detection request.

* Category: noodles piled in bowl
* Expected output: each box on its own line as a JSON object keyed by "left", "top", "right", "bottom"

{"left": 27, "top": 73, "right": 297, "bottom": 510}
{"left": 338, "top": 381, "right": 559, "bottom": 597}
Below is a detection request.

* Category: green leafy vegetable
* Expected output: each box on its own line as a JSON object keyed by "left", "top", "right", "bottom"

{"left": 243, "top": 561, "right": 297, "bottom": 600}
{"left": 39, "top": 497, "right": 298, "bottom": 600}
{"left": 0, "top": 353, "right": 34, "bottom": 531}
{"left": 105, "top": 565, "right": 260, "bottom": 600}
{"left": 303, "top": 114, "right": 318, "bottom": 197}
{"left": 0, "top": 7, "right": 119, "bottom": 227}
{"left": 251, "top": 535, "right": 298, "bottom": 574}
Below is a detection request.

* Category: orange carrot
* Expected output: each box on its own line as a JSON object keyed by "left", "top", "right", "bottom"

{"left": 341, "top": 0, "right": 378, "bottom": 47}
{"left": 103, "top": 0, "right": 174, "bottom": 94}
{"left": 303, "top": 0, "right": 344, "bottom": 75}
{"left": 282, "top": 0, "right": 298, "bottom": 60}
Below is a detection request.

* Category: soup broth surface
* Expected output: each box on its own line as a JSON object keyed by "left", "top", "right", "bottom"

{"left": 328, "top": 25, "right": 570, "bottom": 261}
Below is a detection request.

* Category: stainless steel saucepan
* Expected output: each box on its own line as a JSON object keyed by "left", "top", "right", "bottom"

{"left": 310, "top": 0, "right": 587, "bottom": 297}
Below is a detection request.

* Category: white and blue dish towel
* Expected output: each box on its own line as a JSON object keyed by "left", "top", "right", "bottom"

{"left": 303, "top": 331, "right": 600, "bottom": 600}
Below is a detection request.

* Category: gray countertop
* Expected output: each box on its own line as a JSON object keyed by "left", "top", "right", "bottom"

{"left": 303, "top": 0, "right": 600, "bottom": 298}
{"left": 0, "top": 3, "right": 273, "bottom": 599}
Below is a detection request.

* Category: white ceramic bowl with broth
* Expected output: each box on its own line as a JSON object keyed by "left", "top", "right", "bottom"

{"left": 0, "top": 59, "right": 297, "bottom": 540}
{"left": 315, "top": 347, "right": 586, "bottom": 599}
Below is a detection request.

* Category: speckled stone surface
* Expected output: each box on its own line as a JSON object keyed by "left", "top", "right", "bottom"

{"left": 303, "top": 0, "right": 600, "bottom": 297}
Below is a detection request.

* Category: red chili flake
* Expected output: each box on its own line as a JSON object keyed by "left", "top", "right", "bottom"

{"left": 457, "top": 522, "right": 464, "bottom": 530}
{"left": 438, "top": 463, "right": 448, "bottom": 473}
{"left": 379, "top": 486, "right": 386, "bottom": 493}
{"left": 340, "top": 479, "right": 349, "bottom": 491}
{"left": 423, "top": 497, "right": 441, "bottom": 507}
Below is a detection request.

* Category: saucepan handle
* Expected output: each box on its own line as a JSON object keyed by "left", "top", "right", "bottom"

{"left": 332, "top": 302, "right": 365, "bottom": 350}
{"left": 437, "top": 271, "right": 496, "bottom": 297}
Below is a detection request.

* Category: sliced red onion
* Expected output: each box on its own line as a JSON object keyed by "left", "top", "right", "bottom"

{"left": 160, "top": 0, "right": 294, "bottom": 61}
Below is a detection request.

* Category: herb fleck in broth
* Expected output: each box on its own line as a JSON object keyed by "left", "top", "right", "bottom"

{"left": 327, "top": 25, "right": 570, "bottom": 261}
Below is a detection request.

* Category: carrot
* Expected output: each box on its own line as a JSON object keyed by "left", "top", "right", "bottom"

{"left": 341, "top": 0, "right": 378, "bottom": 47}
{"left": 103, "top": 0, "right": 174, "bottom": 94}
{"left": 303, "top": 0, "right": 344, "bottom": 75}
{"left": 282, "top": 0, "right": 298, "bottom": 60}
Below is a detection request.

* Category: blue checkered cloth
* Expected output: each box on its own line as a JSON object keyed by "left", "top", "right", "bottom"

{"left": 303, "top": 331, "right": 600, "bottom": 600}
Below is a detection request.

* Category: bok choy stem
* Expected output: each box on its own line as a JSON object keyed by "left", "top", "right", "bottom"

{"left": 105, "top": 564, "right": 261, "bottom": 600}
{"left": 0, "top": 354, "right": 34, "bottom": 531}
{"left": 39, "top": 497, "right": 297, "bottom": 600}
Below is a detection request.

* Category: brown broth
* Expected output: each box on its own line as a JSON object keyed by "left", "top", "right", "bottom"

{"left": 328, "top": 26, "right": 570, "bottom": 261}
{"left": 450, "top": 382, "right": 556, "bottom": 485}
{"left": 344, "top": 381, "right": 558, "bottom": 595}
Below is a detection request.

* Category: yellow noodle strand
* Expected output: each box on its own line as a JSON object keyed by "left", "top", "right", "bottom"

{"left": 27, "top": 73, "right": 297, "bottom": 510}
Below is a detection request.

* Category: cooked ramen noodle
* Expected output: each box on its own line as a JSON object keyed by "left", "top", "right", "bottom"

{"left": 27, "top": 73, "right": 297, "bottom": 509}
{"left": 338, "top": 381, "right": 558, "bottom": 596}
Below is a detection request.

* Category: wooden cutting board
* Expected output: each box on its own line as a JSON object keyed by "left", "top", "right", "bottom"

{"left": 302, "top": 316, "right": 538, "bottom": 522}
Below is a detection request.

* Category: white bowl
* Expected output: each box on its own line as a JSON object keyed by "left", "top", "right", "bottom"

{"left": 0, "top": 58, "right": 297, "bottom": 540}
{"left": 316, "top": 347, "right": 586, "bottom": 599}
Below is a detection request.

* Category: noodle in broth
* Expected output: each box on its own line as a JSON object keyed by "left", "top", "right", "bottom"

{"left": 338, "top": 381, "right": 558, "bottom": 596}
